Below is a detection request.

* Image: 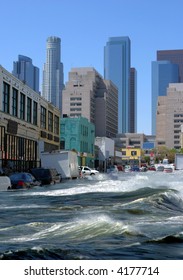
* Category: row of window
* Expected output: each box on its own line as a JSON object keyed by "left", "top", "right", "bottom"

{"left": 122, "top": 151, "right": 137, "bottom": 156}
{"left": 3, "top": 82, "right": 59, "bottom": 135}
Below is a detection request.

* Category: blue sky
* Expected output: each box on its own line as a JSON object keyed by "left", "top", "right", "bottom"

{"left": 1, "top": 0, "right": 183, "bottom": 135}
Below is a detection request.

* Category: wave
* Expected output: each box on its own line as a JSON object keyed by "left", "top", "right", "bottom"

{"left": 0, "top": 246, "right": 84, "bottom": 260}
{"left": 147, "top": 232, "right": 183, "bottom": 244}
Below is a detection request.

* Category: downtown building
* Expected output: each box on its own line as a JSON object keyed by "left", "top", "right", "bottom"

{"left": 151, "top": 49, "right": 183, "bottom": 135}
{"left": 42, "top": 36, "right": 64, "bottom": 112}
{"left": 104, "top": 36, "right": 137, "bottom": 133}
{"left": 0, "top": 65, "right": 60, "bottom": 172}
{"left": 156, "top": 83, "right": 183, "bottom": 149}
{"left": 62, "top": 67, "right": 118, "bottom": 138}
{"left": 12, "top": 55, "right": 39, "bottom": 93}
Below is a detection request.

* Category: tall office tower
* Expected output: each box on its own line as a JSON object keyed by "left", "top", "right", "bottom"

{"left": 12, "top": 55, "right": 39, "bottom": 93}
{"left": 104, "top": 36, "right": 131, "bottom": 133}
{"left": 129, "top": 68, "right": 137, "bottom": 133}
{"left": 42, "top": 36, "right": 64, "bottom": 112}
{"left": 62, "top": 67, "right": 118, "bottom": 138}
{"left": 156, "top": 83, "right": 183, "bottom": 149}
{"left": 151, "top": 61, "right": 179, "bottom": 135}
{"left": 157, "top": 50, "right": 183, "bottom": 82}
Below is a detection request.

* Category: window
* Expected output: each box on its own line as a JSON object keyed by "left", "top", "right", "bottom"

{"left": 20, "top": 93, "right": 25, "bottom": 120}
{"left": 122, "top": 151, "right": 126, "bottom": 156}
{"left": 27, "top": 97, "right": 32, "bottom": 123}
{"left": 40, "top": 106, "right": 46, "bottom": 129}
{"left": 48, "top": 111, "right": 53, "bottom": 132}
{"left": 131, "top": 151, "right": 137, "bottom": 156}
{"left": 60, "top": 138, "right": 65, "bottom": 149}
{"left": 61, "top": 124, "right": 65, "bottom": 134}
{"left": 54, "top": 115, "right": 59, "bottom": 135}
{"left": 3, "top": 82, "right": 10, "bottom": 113}
{"left": 33, "top": 101, "right": 38, "bottom": 125}
{"left": 12, "top": 88, "right": 18, "bottom": 117}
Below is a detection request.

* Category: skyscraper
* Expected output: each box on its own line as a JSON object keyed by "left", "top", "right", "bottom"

{"left": 104, "top": 36, "right": 131, "bottom": 133}
{"left": 12, "top": 55, "right": 39, "bottom": 93}
{"left": 62, "top": 67, "right": 118, "bottom": 138}
{"left": 42, "top": 36, "right": 64, "bottom": 112}
{"left": 151, "top": 60, "right": 179, "bottom": 135}
{"left": 157, "top": 50, "right": 183, "bottom": 82}
{"left": 129, "top": 68, "right": 137, "bottom": 133}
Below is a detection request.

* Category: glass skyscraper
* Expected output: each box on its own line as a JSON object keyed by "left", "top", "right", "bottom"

{"left": 104, "top": 37, "right": 131, "bottom": 133}
{"left": 42, "top": 36, "right": 64, "bottom": 112}
{"left": 151, "top": 60, "right": 179, "bottom": 135}
{"left": 12, "top": 55, "right": 39, "bottom": 93}
{"left": 157, "top": 50, "right": 183, "bottom": 82}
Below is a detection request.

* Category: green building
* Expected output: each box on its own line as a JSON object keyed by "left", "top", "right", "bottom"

{"left": 60, "top": 116, "right": 95, "bottom": 167}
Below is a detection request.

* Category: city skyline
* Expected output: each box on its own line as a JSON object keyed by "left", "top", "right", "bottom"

{"left": 0, "top": 0, "right": 183, "bottom": 135}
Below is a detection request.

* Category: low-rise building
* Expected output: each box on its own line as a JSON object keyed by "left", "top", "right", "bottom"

{"left": 0, "top": 65, "right": 60, "bottom": 172}
{"left": 95, "top": 137, "right": 115, "bottom": 171}
{"left": 60, "top": 116, "right": 95, "bottom": 167}
{"left": 121, "top": 147, "right": 141, "bottom": 166}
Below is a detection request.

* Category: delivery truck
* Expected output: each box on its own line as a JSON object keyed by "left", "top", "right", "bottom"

{"left": 40, "top": 150, "right": 79, "bottom": 179}
{"left": 174, "top": 154, "right": 183, "bottom": 170}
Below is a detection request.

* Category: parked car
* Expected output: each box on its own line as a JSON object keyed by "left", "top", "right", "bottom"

{"left": 117, "top": 165, "right": 123, "bottom": 171}
{"left": 107, "top": 165, "right": 118, "bottom": 173}
{"left": 148, "top": 165, "right": 156, "bottom": 171}
{"left": 79, "top": 166, "right": 99, "bottom": 176}
{"left": 8, "top": 172, "right": 41, "bottom": 189}
{"left": 30, "top": 168, "right": 62, "bottom": 185}
{"left": 130, "top": 165, "right": 140, "bottom": 172}
{"left": 156, "top": 165, "right": 164, "bottom": 172}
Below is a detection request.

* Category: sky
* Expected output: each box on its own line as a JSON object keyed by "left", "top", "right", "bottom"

{"left": 0, "top": 0, "right": 183, "bottom": 135}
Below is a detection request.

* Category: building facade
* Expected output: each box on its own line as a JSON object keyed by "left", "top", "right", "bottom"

{"left": 0, "top": 65, "right": 60, "bottom": 172}
{"left": 42, "top": 36, "right": 64, "bottom": 112}
{"left": 62, "top": 67, "right": 118, "bottom": 138}
{"left": 60, "top": 116, "right": 95, "bottom": 167}
{"left": 156, "top": 83, "right": 183, "bottom": 149}
{"left": 151, "top": 60, "right": 179, "bottom": 135}
{"left": 12, "top": 55, "right": 39, "bottom": 93}
{"left": 104, "top": 36, "right": 132, "bottom": 133}
{"left": 95, "top": 137, "right": 115, "bottom": 171}
{"left": 121, "top": 147, "right": 141, "bottom": 166}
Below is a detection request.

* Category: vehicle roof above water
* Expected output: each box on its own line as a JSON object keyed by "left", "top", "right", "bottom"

{"left": 31, "top": 167, "right": 58, "bottom": 172}
{"left": 9, "top": 173, "right": 35, "bottom": 180}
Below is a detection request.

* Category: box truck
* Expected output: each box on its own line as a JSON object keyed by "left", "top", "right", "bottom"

{"left": 40, "top": 150, "right": 79, "bottom": 179}
{"left": 175, "top": 154, "right": 183, "bottom": 170}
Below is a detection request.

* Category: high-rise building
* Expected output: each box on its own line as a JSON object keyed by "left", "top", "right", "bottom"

{"left": 157, "top": 50, "right": 183, "bottom": 82}
{"left": 12, "top": 55, "right": 39, "bottom": 93}
{"left": 156, "top": 83, "right": 183, "bottom": 149}
{"left": 62, "top": 67, "right": 118, "bottom": 138}
{"left": 42, "top": 36, "right": 64, "bottom": 112}
{"left": 104, "top": 36, "right": 131, "bottom": 133}
{"left": 151, "top": 60, "right": 179, "bottom": 135}
{"left": 129, "top": 68, "right": 137, "bottom": 133}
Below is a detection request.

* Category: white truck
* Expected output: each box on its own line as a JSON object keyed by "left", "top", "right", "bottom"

{"left": 0, "top": 176, "right": 11, "bottom": 191}
{"left": 40, "top": 150, "right": 79, "bottom": 179}
{"left": 174, "top": 154, "right": 183, "bottom": 170}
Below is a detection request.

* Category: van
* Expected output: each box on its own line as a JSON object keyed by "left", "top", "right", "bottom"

{"left": 30, "top": 168, "right": 62, "bottom": 185}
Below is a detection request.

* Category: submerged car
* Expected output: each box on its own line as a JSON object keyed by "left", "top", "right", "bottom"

{"left": 30, "top": 168, "right": 62, "bottom": 185}
{"left": 8, "top": 172, "right": 41, "bottom": 189}
{"left": 79, "top": 166, "right": 99, "bottom": 176}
